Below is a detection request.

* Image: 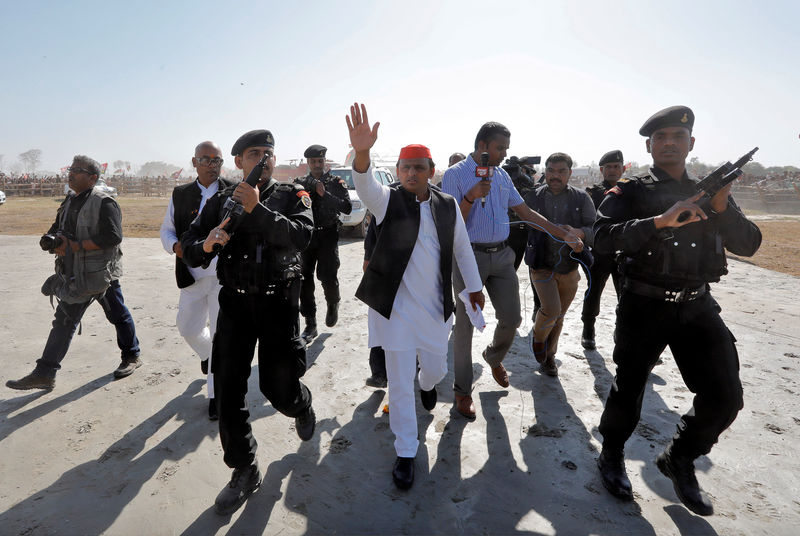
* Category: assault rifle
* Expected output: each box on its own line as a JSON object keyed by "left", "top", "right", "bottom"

{"left": 678, "top": 147, "right": 758, "bottom": 222}
{"left": 213, "top": 153, "right": 270, "bottom": 252}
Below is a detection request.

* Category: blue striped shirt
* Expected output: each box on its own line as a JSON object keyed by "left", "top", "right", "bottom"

{"left": 441, "top": 155, "right": 524, "bottom": 243}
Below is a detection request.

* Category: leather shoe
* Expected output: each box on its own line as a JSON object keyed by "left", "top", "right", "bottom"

{"left": 491, "top": 364, "right": 509, "bottom": 388}
{"left": 581, "top": 323, "right": 596, "bottom": 350}
{"left": 531, "top": 339, "right": 547, "bottom": 363}
{"left": 301, "top": 319, "right": 318, "bottom": 344}
{"left": 325, "top": 301, "right": 339, "bottom": 327}
{"left": 113, "top": 357, "right": 142, "bottom": 379}
{"left": 656, "top": 447, "right": 714, "bottom": 516}
{"left": 208, "top": 398, "right": 218, "bottom": 421}
{"left": 392, "top": 456, "right": 415, "bottom": 489}
{"left": 597, "top": 448, "right": 633, "bottom": 501}
{"left": 6, "top": 371, "right": 55, "bottom": 391}
{"left": 365, "top": 374, "right": 387, "bottom": 388}
{"left": 420, "top": 387, "right": 437, "bottom": 411}
{"left": 454, "top": 394, "right": 476, "bottom": 420}
{"left": 540, "top": 355, "right": 558, "bottom": 377}
{"left": 214, "top": 463, "right": 261, "bottom": 515}
{"left": 295, "top": 406, "right": 316, "bottom": 441}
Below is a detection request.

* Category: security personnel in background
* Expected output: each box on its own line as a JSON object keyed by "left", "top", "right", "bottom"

{"left": 181, "top": 129, "right": 316, "bottom": 516}
{"left": 504, "top": 156, "right": 538, "bottom": 270}
{"left": 294, "top": 144, "right": 352, "bottom": 343}
{"left": 580, "top": 149, "right": 625, "bottom": 349}
{"left": 594, "top": 106, "right": 762, "bottom": 516}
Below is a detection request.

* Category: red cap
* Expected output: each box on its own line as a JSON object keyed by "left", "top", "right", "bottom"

{"left": 398, "top": 144, "right": 432, "bottom": 161}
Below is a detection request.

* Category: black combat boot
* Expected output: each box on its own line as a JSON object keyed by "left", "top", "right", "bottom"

{"left": 581, "top": 322, "right": 596, "bottom": 350}
{"left": 597, "top": 448, "right": 633, "bottom": 500}
{"left": 325, "top": 301, "right": 339, "bottom": 327}
{"left": 656, "top": 447, "right": 714, "bottom": 516}
{"left": 214, "top": 463, "right": 261, "bottom": 515}
{"left": 301, "top": 317, "right": 318, "bottom": 344}
{"left": 295, "top": 405, "right": 316, "bottom": 441}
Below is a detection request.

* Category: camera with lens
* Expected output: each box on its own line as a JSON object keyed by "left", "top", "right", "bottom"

{"left": 40, "top": 234, "right": 64, "bottom": 252}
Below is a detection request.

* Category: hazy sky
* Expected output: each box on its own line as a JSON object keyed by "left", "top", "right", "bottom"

{"left": 2, "top": 0, "right": 798, "bottom": 175}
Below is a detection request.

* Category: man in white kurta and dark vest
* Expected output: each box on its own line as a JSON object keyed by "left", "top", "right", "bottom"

{"left": 346, "top": 103, "right": 485, "bottom": 490}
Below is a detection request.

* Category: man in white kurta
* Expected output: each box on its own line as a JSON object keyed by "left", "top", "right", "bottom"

{"left": 159, "top": 141, "right": 226, "bottom": 420}
{"left": 347, "top": 103, "right": 484, "bottom": 489}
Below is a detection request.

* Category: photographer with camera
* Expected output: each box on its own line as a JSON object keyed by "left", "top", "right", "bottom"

{"left": 7, "top": 155, "right": 141, "bottom": 391}
{"left": 293, "top": 144, "right": 352, "bottom": 343}
{"left": 503, "top": 156, "right": 540, "bottom": 270}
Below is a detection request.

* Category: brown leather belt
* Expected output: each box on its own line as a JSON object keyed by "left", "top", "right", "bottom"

{"left": 623, "top": 279, "right": 707, "bottom": 303}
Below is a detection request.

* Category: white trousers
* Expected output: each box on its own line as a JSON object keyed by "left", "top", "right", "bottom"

{"left": 176, "top": 276, "right": 221, "bottom": 398}
{"left": 384, "top": 348, "right": 448, "bottom": 458}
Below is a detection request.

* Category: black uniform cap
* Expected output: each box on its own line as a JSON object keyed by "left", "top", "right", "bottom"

{"left": 599, "top": 150, "right": 624, "bottom": 166}
{"left": 639, "top": 106, "right": 694, "bottom": 137}
{"left": 231, "top": 129, "right": 274, "bottom": 156}
{"left": 304, "top": 144, "right": 327, "bottom": 158}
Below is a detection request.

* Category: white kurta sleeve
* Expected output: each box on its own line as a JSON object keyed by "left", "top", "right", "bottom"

{"left": 452, "top": 198, "right": 482, "bottom": 292}
{"left": 352, "top": 164, "right": 391, "bottom": 224}
{"left": 159, "top": 197, "right": 178, "bottom": 254}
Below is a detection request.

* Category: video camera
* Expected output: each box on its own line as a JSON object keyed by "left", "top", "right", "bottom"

{"left": 502, "top": 156, "right": 541, "bottom": 174}
{"left": 39, "top": 233, "right": 72, "bottom": 253}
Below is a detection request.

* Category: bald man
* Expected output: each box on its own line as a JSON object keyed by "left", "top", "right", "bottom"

{"left": 160, "top": 141, "right": 234, "bottom": 420}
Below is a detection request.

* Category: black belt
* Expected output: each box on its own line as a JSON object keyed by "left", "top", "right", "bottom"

{"left": 510, "top": 222, "right": 527, "bottom": 230}
{"left": 472, "top": 240, "right": 508, "bottom": 254}
{"left": 314, "top": 225, "right": 337, "bottom": 231}
{"left": 623, "top": 279, "right": 707, "bottom": 303}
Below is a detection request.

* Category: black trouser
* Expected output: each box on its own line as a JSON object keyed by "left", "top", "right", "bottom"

{"left": 300, "top": 227, "right": 340, "bottom": 318}
{"left": 212, "top": 282, "right": 312, "bottom": 469}
{"left": 369, "top": 346, "right": 386, "bottom": 378}
{"left": 508, "top": 222, "right": 528, "bottom": 271}
{"left": 599, "top": 290, "right": 743, "bottom": 460}
{"left": 580, "top": 254, "right": 621, "bottom": 326}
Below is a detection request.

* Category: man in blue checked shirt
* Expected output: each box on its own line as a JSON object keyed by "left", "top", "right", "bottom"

{"left": 442, "top": 122, "right": 584, "bottom": 419}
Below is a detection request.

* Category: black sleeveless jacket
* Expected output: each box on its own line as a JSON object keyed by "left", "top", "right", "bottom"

{"left": 356, "top": 185, "right": 456, "bottom": 321}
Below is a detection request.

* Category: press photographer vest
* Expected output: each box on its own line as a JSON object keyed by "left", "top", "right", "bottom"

{"left": 52, "top": 188, "right": 122, "bottom": 303}
{"left": 356, "top": 185, "right": 456, "bottom": 321}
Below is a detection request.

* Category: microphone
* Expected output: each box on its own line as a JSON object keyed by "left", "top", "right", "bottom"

{"left": 475, "top": 152, "right": 490, "bottom": 207}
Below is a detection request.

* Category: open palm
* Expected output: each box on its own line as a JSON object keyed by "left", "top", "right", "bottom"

{"left": 346, "top": 102, "right": 380, "bottom": 153}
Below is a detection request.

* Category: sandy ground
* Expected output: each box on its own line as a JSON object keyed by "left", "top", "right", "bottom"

{"left": 1, "top": 235, "right": 799, "bottom": 535}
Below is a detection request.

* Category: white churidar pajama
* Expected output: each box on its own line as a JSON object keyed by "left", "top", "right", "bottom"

{"left": 354, "top": 165, "right": 482, "bottom": 457}
{"left": 160, "top": 180, "right": 221, "bottom": 398}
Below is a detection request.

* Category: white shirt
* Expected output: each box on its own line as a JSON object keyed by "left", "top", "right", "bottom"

{"left": 160, "top": 179, "right": 219, "bottom": 281}
{"left": 354, "top": 165, "right": 482, "bottom": 353}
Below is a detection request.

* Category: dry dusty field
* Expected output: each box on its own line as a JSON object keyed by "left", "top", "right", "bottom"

{"left": 1, "top": 196, "right": 798, "bottom": 277}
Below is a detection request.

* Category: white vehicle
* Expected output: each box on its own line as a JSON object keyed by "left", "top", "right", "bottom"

{"left": 329, "top": 166, "right": 395, "bottom": 238}
{"left": 0, "top": 190, "right": 5, "bottom": 205}
{"left": 94, "top": 178, "right": 118, "bottom": 197}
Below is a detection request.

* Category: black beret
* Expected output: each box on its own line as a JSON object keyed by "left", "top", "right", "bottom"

{"left": 304, "top": 144, "right": 327, "bottom": 158}
{"left": 639, "top": 106, "right": 694, "bottom": 137}
{"left": 599, "top": 150, "right": 624, "bottom": 166}
{"left": 231, "top": 129, "right": 274, "bottom": 156}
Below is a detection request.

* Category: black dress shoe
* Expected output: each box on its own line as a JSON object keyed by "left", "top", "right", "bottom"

{"left": 420, "top": 387, "right": 437, "bottom": 411}
{"left": 295, "top": 406, "right": 316, "bottom": 441}
{"left": 325, "top": 302, "right": 339, "bottom": 327}
{"left": 214, "top": 464, "right": 261, "bottom": 515}
{"left": 581, "top": 324, "right": 596, "bottom": 350}
{"left": 597, "top": 448, "right": 633, "bottom": 501}
{"left": 6, "top": 371, "right": 55, "bottom": 391}
{"left": 301, "top": 320, "right": 318, "bottom": 344}
{"left": 365, "top": 374, "right": 387, "bottom": 388}
{"left": 392, "top": 456, "right": 415, "bottom": 490}
{"left": 201, "top": 359, "right": 209, "bottom": 375}
{"left": 656, "top": 448, "right": 714, "bottom": 516}
{"left": 208, "top": 398, "right": 218, "bottom": 421}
